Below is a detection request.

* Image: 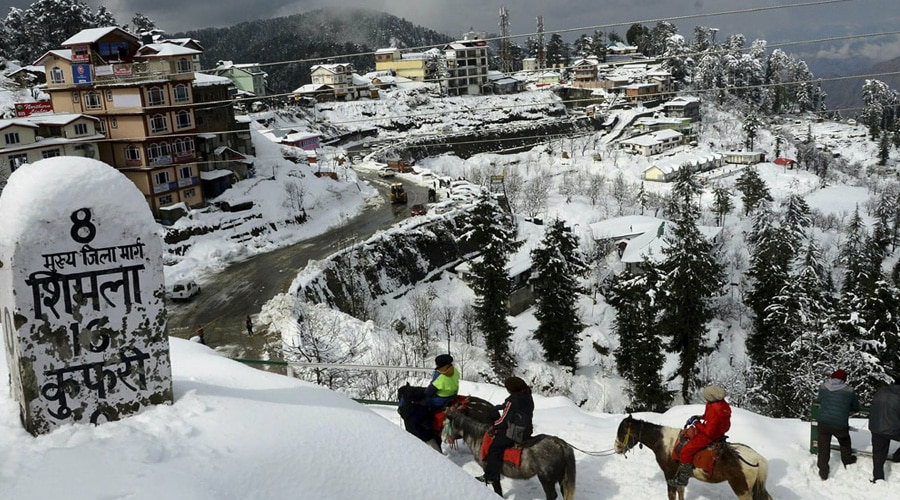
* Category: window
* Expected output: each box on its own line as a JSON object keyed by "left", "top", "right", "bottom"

{"left": 96, "top": 120, "right": 106, "bottom": 135}
{"left": 179, "top": 166, "right": 193, "bottom": 179}
{"left": 41, "top": 149, "right": 61, "bottom": 159}
{"left": 176, "top": 58, "right": 192, "bottom": 73}
{"left": 105, "top": 89, "right": 113, "bottom": 101}
{"left": 175, "top": 110, "right": 192, "bottom": 129}
{"left": 147, "top": 142, "right": 171, "bottom": 162}
{"left": 8, "top": 154, "right": 27, "bottom": 171}
{"left": 183, "top": 188, "right": 196, "bottom": 198}
{"left": 84, "top": 91, "right": 102, "bottom": 110}
{"left": 150, "top": 114, "right": 168, "bottom": 133}
{"left": 125, "top": 145, "right": 141, "bottom": 161}
{"left": 158, "top": 194, "right": 173, "bottom": 205}
{"left": 72, "top": 91, "right": 80, "bottom": 103}
{"left": 173, "top": 137, "right": 194, "bottom": 155}
{"left": 73, "top": 123, "right": 89, "bottom": 135}
{"left": 4, "top": 132, "right": 20, "bottom": 145}
{"left": 147, "top": 86, "right": 166, "bottom": 106}
{"left": 173, "top": 84, "right": 190, "bottom": 103}
{"left": 110, "top": 117, "right": 117, "bottom": 128}
{"left": 50, "top": 67, "right": 65, "bottom": 84}
{"left": 155, "top": 171, "right": 170, "bottom": 185}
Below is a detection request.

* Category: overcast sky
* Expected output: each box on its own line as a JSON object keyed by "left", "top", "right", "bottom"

{"left": 2, "top": 0, "right": 899, "bottom": 70}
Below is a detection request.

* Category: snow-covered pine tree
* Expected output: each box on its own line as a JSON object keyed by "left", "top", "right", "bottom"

{"left": 658, "top": 167, "right": 725, "bottom": 402}
{"left": 529, "top": 218, "right": 588, "bottom": 372}
{"left": 460, "top": 193, "right": 521, "bottom": 379}
{"left": 735, "top": 167, "right": 773, "bottom": 215}
{"left": 608, "top": 263, "right": 672, "bottom": 411}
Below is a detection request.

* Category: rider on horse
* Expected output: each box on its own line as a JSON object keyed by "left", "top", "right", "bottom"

{"left": 668, "top": 385, "right": 732, "bottom": 488}
{"left": 424, "top": 354, "right": 459, "bottom": 408}
{"left": 476, "top": 376, "right": 535, "bottom": 485}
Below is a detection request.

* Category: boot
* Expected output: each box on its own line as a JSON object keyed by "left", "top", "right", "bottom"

{"left": 667, "top": 462, "right": 693, "bottom": 488}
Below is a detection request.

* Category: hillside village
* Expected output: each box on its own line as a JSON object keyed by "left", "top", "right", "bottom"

{"left": 2, "top": 20, "right": 895, "bottom": 371}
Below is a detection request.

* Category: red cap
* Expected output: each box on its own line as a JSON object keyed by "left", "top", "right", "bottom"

{"left": 831, "top": 369, "right": 847, "bottom": 381}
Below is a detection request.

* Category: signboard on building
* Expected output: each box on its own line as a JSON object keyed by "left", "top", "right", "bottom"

{"left": 0, "top": 157, "right": 173, "bottom": 436}
{"left": 14, "top": 102, "right": 54, "bottom": 117}
{"left": 72, "top": 45, "right": 90, "bottom": 63}
{"left": 72, "top": 64, "right": 93, "bottom": 85}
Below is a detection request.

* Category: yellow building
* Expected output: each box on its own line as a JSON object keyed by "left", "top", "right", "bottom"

{"left": 34, "top": 27, "right": 203, "bottom": 217}
{"left": 374, "top": 48, "right": 428, "bottom": 82}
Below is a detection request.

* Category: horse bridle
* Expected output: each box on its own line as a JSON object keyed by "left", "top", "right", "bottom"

{"left": 621, "top": 419, "right": 644, "bottom": 456}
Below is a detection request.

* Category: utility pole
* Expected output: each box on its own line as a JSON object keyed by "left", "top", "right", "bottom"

{"left": 499, "top": 6, "right": 513, "bottom": 74}
{"left": 536, "top": 15, "right": 545, "bottom": 71}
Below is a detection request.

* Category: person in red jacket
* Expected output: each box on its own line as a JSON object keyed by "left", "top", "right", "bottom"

{"left": 668, "top": 385, "right": 732, "bottom": 488}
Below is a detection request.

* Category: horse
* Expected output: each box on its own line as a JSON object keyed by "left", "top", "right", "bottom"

{"left": 442, "top": 407, "right": 576, "bottom": 500}
{"left": 614, "top": 415, "right": 772, "bottom": 500}
{"left": 397, "top": 384, "right": 499, "bottom": 452}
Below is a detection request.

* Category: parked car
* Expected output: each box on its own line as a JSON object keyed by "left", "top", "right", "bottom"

{"left": 410, "top": 204, "right": 427, "bottom": 216}
{"left": 377, "top": 167, "right": 396, "bottom": 178}
{"left": 169, "top": 279, "right": 201, "bottom": 301}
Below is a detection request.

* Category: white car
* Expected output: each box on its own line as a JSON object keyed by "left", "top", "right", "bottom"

{"left": 377, "top": 167, "right": 396, "bottom": 178}
{"left": 169, "top": 280, "right": 201, "bottom": 301}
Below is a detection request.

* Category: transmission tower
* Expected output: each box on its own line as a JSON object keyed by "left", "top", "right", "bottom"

{"left": 499, "top": 6, "right": 512, "bottom": 74}
{"left": 536, "top": 16, "right": 545, "bottom": 71}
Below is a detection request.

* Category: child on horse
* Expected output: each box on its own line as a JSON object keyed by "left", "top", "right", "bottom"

{"left": 668, "top": 385, "right": 732, "bottom": 488}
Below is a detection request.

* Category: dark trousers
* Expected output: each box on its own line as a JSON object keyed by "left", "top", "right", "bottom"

{"left": 871, "top": 433, "right": 900, "bottom": 480}
{"left": 484, "top": 432, "right": 514, "bottom": 481}
{"left": 817, "top": 423, "right": 853, "bottom": 474}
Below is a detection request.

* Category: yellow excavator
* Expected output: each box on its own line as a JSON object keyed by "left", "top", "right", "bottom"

{"left": 389, "top": 183, "right": 408, "bottom": 204}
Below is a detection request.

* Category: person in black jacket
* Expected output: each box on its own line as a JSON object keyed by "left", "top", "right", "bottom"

{"left": 870, "top": 379, "right": 900, "bottom": 483}
{"left": 476, "top": 376, "right": 534, "bottom": 486}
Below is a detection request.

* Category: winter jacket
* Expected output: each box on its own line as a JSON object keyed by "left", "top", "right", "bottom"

{"left": 817, "top": 378, "right": 860, "bottom": 428}
{"left": 869, "top": 383, "right": 900, "bottom": 436}
{"left": 423, "top": 367, "right": 459, "bottom": 407}
{"left": 696, "top": 399, "right": 731, "bottom": 440}
{"left": 493, "top": 387, "right": 535, "bottom": 434}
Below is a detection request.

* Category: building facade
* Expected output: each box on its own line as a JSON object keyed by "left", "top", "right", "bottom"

{"left": 444, "top": 35, "right": 489, "bottom": 96}
{"left": 34, "top": 26, "right": 204, "bottom": 216}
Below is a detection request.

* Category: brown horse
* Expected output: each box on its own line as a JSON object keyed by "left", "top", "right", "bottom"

{"left": 397, "top": 384, "right": 499, "bottom": 452}
{"left": 442, "top": 407, "right": 576, "bottom": 500}
{"left": 614, "top": 416, "right": 772, "bottom": 500}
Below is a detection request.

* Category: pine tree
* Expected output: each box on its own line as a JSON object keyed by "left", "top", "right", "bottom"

{"left": 734, "top": 167, "right": 773, "bottom": 215}
{"left": 658, "top": 168, "right": 724, "bottom": 401}
{"left": 461, "top": 193, "right": 521, "bottom": 379}
{"left": 530, "top": 218, "right": 588, "bottom": 372}
{"left": 608, "top": 264, "right": 672, "bottom": 411}
{"left": 712, "top": 186, "right": 733, "bottom": 226}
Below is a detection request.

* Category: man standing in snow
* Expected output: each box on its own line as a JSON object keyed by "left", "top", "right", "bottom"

{"left": 869, "top": 378, "right": 900, "bottom": 483}
{"left": 816, "top": 369, "right": 859, "bottom": 480}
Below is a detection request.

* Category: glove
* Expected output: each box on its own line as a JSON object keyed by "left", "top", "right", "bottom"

{"left": 685, "top": 415, "right": 701, "bottom": 427}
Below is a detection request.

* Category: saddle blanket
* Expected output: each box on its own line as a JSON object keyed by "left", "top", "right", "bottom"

{"left": 480, "top": 433, "right": 523, "bottom": 467}
{"left": 672, "top": 429, "right": 725, "bottom": 476}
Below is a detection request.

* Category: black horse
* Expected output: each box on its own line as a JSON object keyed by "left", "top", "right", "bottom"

{"left": 397, "top": 384, "right": 499, "bottom": 452}
{"left": 442, "top": 407, "right": 576, "bottom": 500}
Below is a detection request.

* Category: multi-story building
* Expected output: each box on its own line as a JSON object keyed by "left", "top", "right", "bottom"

{"left": 34, "top": 27, "right": 203, "bottom": 216}
{"left": 209, "top": 61, "right": 267, "bottom": 97}
{"left": 373, "top": 48, "right": 428, "bottom": 82}
{"left": 0, "top": 113, "right": 103, "bottom": 184}
{"left": 309, "top": 63, "right": 355, "bottom": 100}
{"left": 443, "top": 33, "right": 489, "bottom": 96}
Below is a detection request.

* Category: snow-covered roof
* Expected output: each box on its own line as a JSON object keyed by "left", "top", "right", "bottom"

{"left": 136, "top": 43, "right": 200, "bottom": 58}
{"left": 33, "top": 49, "right": 73, "bottom": 66}
{"left": 24, "top": 113, "right": 100, "bottom": 126}
{"left": 621, "top": 129, "right": 683, "bottom": 146}
{"left": 665, "top": 96, "right": 700, "bottom": 106}
{"left": 61, "top": 27, "right": 138, "bottom": 46}
{"left": 0, "top": 119, "right": 38, "bottom": 131}
{"left": 199, "top": 169, "right": 233, "bottom": 181}
{"left": 192, "top": 72, "right": 233, "bottom": 87}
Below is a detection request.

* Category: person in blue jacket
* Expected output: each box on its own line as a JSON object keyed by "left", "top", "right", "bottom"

{"left": 817, "top": 369, "right": 860, "bottom": 480}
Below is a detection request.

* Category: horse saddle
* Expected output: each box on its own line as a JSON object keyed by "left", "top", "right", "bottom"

{"left": 672, "top": 429, "right": 728, "bottom": 476}
{"left": 480, "top": 433, "right": 524, "bottom": 467}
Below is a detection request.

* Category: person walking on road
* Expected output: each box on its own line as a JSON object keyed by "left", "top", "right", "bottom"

{"left": 870, "top": 378, "right": 900, "bottom": 483}
{"left": 816, "top": 369, "right": 859, "bottom": 480}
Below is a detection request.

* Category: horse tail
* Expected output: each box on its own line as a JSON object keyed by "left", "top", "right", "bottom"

{"left": 562, "top": 442, "right": 577, "bottom": 500}
{"left": 751, "top": 456, "right": 772, "bottom": 500}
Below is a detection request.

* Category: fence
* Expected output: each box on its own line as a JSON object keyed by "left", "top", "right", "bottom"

{"left": 232, "top": 358, "right": 431, "bottom": 406}
{"left": 809, "top": 400, "right": 872, "bottom": 457}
